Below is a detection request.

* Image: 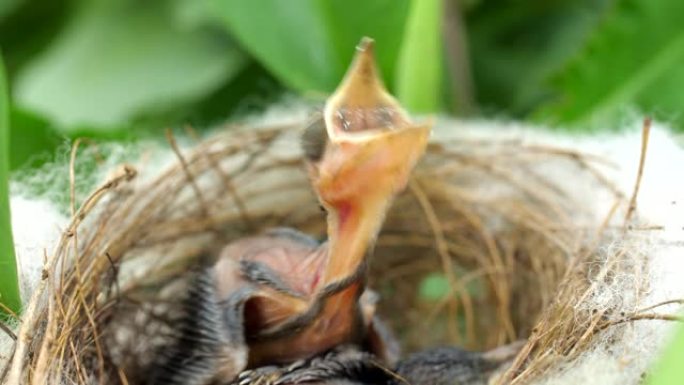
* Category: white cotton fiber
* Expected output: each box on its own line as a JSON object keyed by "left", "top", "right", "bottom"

{"left": 0, "top": 195, "right": 66, "bottom": 373}
{"left": 9, "top": 196, "right": 66, "bottom": 302}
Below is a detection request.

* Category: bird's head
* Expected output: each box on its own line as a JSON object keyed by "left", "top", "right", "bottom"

{"left": 302, "top": 38, "right": 431, "bottom": 216}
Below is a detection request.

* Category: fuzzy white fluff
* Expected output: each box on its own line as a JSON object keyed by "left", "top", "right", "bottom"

{"left": 537, "top": 124, "right": 684, "bottom": 384}
{"left": 443, "top": 119, "right": 684, "bottom": 385}
{"left": 0, "top": 195, "right": 67, "bottom": 367}
{"left": 1, "top": 112, "right": 683, "bottom": 385}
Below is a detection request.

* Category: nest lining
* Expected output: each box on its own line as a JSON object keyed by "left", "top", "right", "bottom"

{"left": 2, "top": 114, "right": 683, "bottom": 385}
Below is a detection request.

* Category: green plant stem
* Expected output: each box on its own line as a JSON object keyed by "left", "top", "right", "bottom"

{"left": 395, "top": 0, "right": 443, "bottom": 113}
{"left": 0, "top": 52, "right": 21, "bottom": 318}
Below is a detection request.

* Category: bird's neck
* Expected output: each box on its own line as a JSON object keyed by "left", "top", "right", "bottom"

{"left": 322, "top": 196, "right": 388, "bottom": 286}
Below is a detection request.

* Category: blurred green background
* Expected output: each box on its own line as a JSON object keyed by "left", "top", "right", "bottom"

{"left": 2, "top": 0, "right": 684, "bottom": 171}
{"left": 1, "top": 0, "right": 683, "bottom": 382}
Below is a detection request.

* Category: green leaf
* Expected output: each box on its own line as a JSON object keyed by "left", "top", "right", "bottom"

{"left": 184, "top": 62, "right": 283, "bottom": 126}
{"left": 208, "top": 1, "right": 339, "bottom": 93}
{"left": 0, "top": 0, "right": 73, "bottom": 78}
{"left": 535, "top": 0, "right": 684, "bottom": 129}
{"left": 646, "top": 317, "right": 684, "bottom": 385}
{"left": 395, "top": 0, "right": 443, "bottom": 113}
{"left": 316, "top": 0, "right": 411, "bottom": 92}
{"left": 0, "top": 0, "right": 24, "bottom": 21}
{"left": 208, "top": 0, "right": 410, "bottom": 95}
{"left": 9, "top": 108, "right": 63, "bottom": 170}
{"left": 467, "top": 0, "right": 612, "bottom": 116}
{"left": 14, "top": 0, "right": 246, "bottom": 129}
{"left": 636, "top": 63, "right": 684, "bottom": 128}
{"left": 0, "top": 53, "right": 21, "bottom": 317}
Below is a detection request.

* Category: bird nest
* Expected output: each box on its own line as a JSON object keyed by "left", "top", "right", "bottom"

{"left": 1, "top": 118, "right": 672, "bottom": 385}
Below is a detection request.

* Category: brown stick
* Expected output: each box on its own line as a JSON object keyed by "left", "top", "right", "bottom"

{"left": 624, "top": 117, "right": 652, "bottom": 225}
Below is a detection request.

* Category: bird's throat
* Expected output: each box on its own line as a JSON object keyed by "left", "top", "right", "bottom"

{"left": 321, "top": 196, "right": 387, "bottom": 286}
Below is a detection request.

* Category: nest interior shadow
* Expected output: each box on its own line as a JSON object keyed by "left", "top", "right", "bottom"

{"left": 6, "top": 121, "right": 648, "bottom": 385}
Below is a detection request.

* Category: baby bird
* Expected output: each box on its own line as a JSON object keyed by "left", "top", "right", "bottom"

{"left": 147, "top": 38, "right": 430, "bottom": 385}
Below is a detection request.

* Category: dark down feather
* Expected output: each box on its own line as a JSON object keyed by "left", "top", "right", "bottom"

{"left": 146, "top": 269, "right": 247, "bottom": 385}
{"left": 300, "top": 114, "right": 329, "bottom": 162}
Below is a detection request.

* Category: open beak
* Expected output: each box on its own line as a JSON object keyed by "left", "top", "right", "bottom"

{"left": 312, "top": 37, "right": 430, "bottom": 216}
{"left": 311, "top": 37, "right": 431, "bottom": 285}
